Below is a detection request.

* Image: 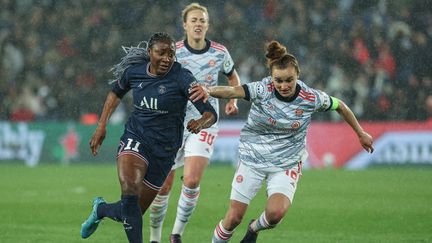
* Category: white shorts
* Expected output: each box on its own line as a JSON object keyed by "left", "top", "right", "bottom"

{"left": 171, "top": 127, "right": 218, "bottom": 170}
{"left": 230, "top": 162, "right": 302, "bottom": 204}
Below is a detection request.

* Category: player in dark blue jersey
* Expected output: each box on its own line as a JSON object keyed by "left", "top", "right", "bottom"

{"left": 80, "top": 32, "right": 217, "bottom": 243}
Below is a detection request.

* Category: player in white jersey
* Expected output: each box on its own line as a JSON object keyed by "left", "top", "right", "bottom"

{"left": 190, "top": 40, "right": 375, "bottom": 243}
{"left": 149, "top": 3, "right": 241, "bottom": 243}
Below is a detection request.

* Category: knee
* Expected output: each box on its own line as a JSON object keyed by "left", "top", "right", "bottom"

{"left": 183, "top": 175, "right": 200, "bottom": 188}
{"left": 119, "top": 176, "right": 141, "bottom": 195}
{"left": 265, "top": 207, "right": 288, "bottom": 225}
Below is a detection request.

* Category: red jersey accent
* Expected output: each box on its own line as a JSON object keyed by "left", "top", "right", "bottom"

{"left": 298, "top": 90, "right": 316, "bottom": 102}
{"left": 210, "top": 41, "right": 226, "bottom": 52}
{"left": 176, "top": 41, "right": 184, "bottom": 48}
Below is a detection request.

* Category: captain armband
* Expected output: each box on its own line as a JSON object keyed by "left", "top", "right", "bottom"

{"left": 330, "top": 96, "right": 340, "bottom": 110}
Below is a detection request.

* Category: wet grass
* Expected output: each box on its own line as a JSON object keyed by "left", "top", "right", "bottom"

{"left": 0, "top": 164, "right": 431, "bottom": 242}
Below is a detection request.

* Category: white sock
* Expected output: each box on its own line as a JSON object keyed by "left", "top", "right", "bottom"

{"left": 171, "top": 184, "right": 200, "bottom": 235}
{"left": 149, "top": 193, "right": 170, "bottom": 242}
{"left": 212, "top": 220, "right": 234, "bottom": 243}
{"left": 250, "top": 212, "right": 276, "bottom": 232}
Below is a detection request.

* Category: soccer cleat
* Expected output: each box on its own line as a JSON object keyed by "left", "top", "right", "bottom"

{"left": 169, "top": 234, "right": 182, "bottom": 243}
{"left": 80, "top": 197, "right": 106, "bottom": 239}
{"left": 240, "top": 219, "right": 258, "bottom": 243}
{"left": 150, "top": 241, "right": 159, "bottom": 243}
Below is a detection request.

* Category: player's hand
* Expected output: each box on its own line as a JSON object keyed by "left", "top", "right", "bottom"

{"left": 225, "top": 100, "right": 238, "bottom": 116}
{"left": 186, "top": 119, "right": 203, "bottom": 134}
{"left": 359, "top": 131, "right": 374, "bottom": 153}
{"left": 189, "top": 84, "right": 209, "bottom": 103}
{"left": 89, "top": 125, "right": 106, "bottom": 156}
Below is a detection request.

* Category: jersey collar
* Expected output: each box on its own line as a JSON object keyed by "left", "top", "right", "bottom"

{"left": 183, "top": 39, "right": 211, "bottom": 54}
{"left": 274, "top": 83, "right": 301, "bottom": 102}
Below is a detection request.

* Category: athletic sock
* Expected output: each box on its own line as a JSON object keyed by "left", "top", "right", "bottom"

{"left": 97, "top": 201, "right": 122, "bottom": 222}
{"left": 172, "top": 184, "right": 200, "bottom": 235}
{"left": 121, "top": 195, "right": 142, "bottom": 243}
{"left": 149, "top": 193, "right": 170, "bottom": 242}
{"left": 250, "top": 212, "right": 276, "bottom": 232}
{"left": 212, "top": 220, "right": 234, "bottom": 243}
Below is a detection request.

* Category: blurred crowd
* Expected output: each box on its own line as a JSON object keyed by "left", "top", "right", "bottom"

{"left": 1, "top": 0, "right": 431, "bottom": 123}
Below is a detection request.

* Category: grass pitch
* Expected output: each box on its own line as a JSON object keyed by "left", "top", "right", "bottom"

{"left": 0, "top": 164, "right": 431, "bottom": 243}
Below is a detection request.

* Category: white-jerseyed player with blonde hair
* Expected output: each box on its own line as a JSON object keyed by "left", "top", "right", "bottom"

{"left": 190, "top": 40, "right": 375, "bottom": 243}
{"left": 148, "top": 3, "right": 241, "bottom": 243}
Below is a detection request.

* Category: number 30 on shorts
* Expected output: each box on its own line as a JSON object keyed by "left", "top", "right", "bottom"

{"left": 199, "top": 131, "right": 215, "bottom": 145}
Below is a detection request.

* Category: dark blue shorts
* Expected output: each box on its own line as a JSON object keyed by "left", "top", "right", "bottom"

{"left": 116, "top": 132, "right": 175, "bottom": 191}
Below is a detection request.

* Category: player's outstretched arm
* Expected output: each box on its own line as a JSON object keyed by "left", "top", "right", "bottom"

{"left": 189, "top": 85, "right": 245, "bottom": 102}
{"left": 209, "top": 85, "right": 245, "bottom": 99}
{"left": 89, "top": 91, "right": 121, "bottom": 156}
{"left": 335, "top": 99, "right": 374, "bottom": 153}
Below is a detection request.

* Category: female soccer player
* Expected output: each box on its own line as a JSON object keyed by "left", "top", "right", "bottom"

{"left": 149, "top": 3, "right": 241, "bottom": 243}
{"left": 80, "top": 32, "right": 217, "bottom": 243}
{"left": 191, "top": 40, "right": 374, "bottom": 243}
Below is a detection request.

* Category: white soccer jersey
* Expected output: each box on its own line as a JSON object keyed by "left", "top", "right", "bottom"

{"left": 176, "top": 39, "right": 235, "bottom": 129}
{"left": 239, "top": 77, "right": 333, "bottom": 172}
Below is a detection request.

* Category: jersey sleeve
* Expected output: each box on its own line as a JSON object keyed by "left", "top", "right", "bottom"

{"left": 243, "top": 77, "right": 271, "bottom": 102}
{"left": 313, "top": 89, "right": 333, "bottom": 112}
{"left": 179, "top": 68, "right": 218, "bottom": 120}
{"left": 221, "top": 48, "right": 235, "bottom": 76}
{"left": 111, "top": 68, "right": 131, "bottom": 99}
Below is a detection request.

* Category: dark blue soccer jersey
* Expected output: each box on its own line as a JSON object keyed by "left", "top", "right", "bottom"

{"left": 112, "top": 61, "right": 217, "bottom": 158}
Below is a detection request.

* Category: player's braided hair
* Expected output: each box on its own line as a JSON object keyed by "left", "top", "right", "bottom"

{"left": 148, "top": 32, "right": 175, "bottom": 49}
{"left": 110, "top": 32, "right": 175, "bottom": 83}
{"left": 265, "top": 40, "right": 300, "bottom": 75}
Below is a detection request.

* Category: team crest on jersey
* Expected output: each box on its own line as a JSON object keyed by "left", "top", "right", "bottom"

{"left": 236, "top": 174, "right": 243, "bottom": 183}
{"left": 256, "top": 83, "right": 265, "bottom": 96}
{"left": 224, "top": 60, "right": 231, "bottom": 68}
{"left": 158, "top": 85, "right": 166, "bottom": 94}
{"left": 207, "top": 74, "right": 212, "bottom": 81}
{"left": 291, "top": 121, "right": 301, "bottom": 129}
{"left": 208, "top": 59, "right": 216, "bottom": 67}
{"left": 295, "top": 109, "right": 304, "bottom": 116}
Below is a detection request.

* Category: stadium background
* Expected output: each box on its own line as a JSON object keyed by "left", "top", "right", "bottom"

{"left": 0, "top": 0, "right": 431, "bottom": 242}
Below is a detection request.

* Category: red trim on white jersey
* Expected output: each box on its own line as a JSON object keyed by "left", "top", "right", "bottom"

{"left": 210, "top": 41, "right": 226, "bottom": 52}
{"left": 176, "top": 41, "right": 184, "bottom": 48}
{"left": 298, "top": 90, "right": 316, "bottom": 102}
